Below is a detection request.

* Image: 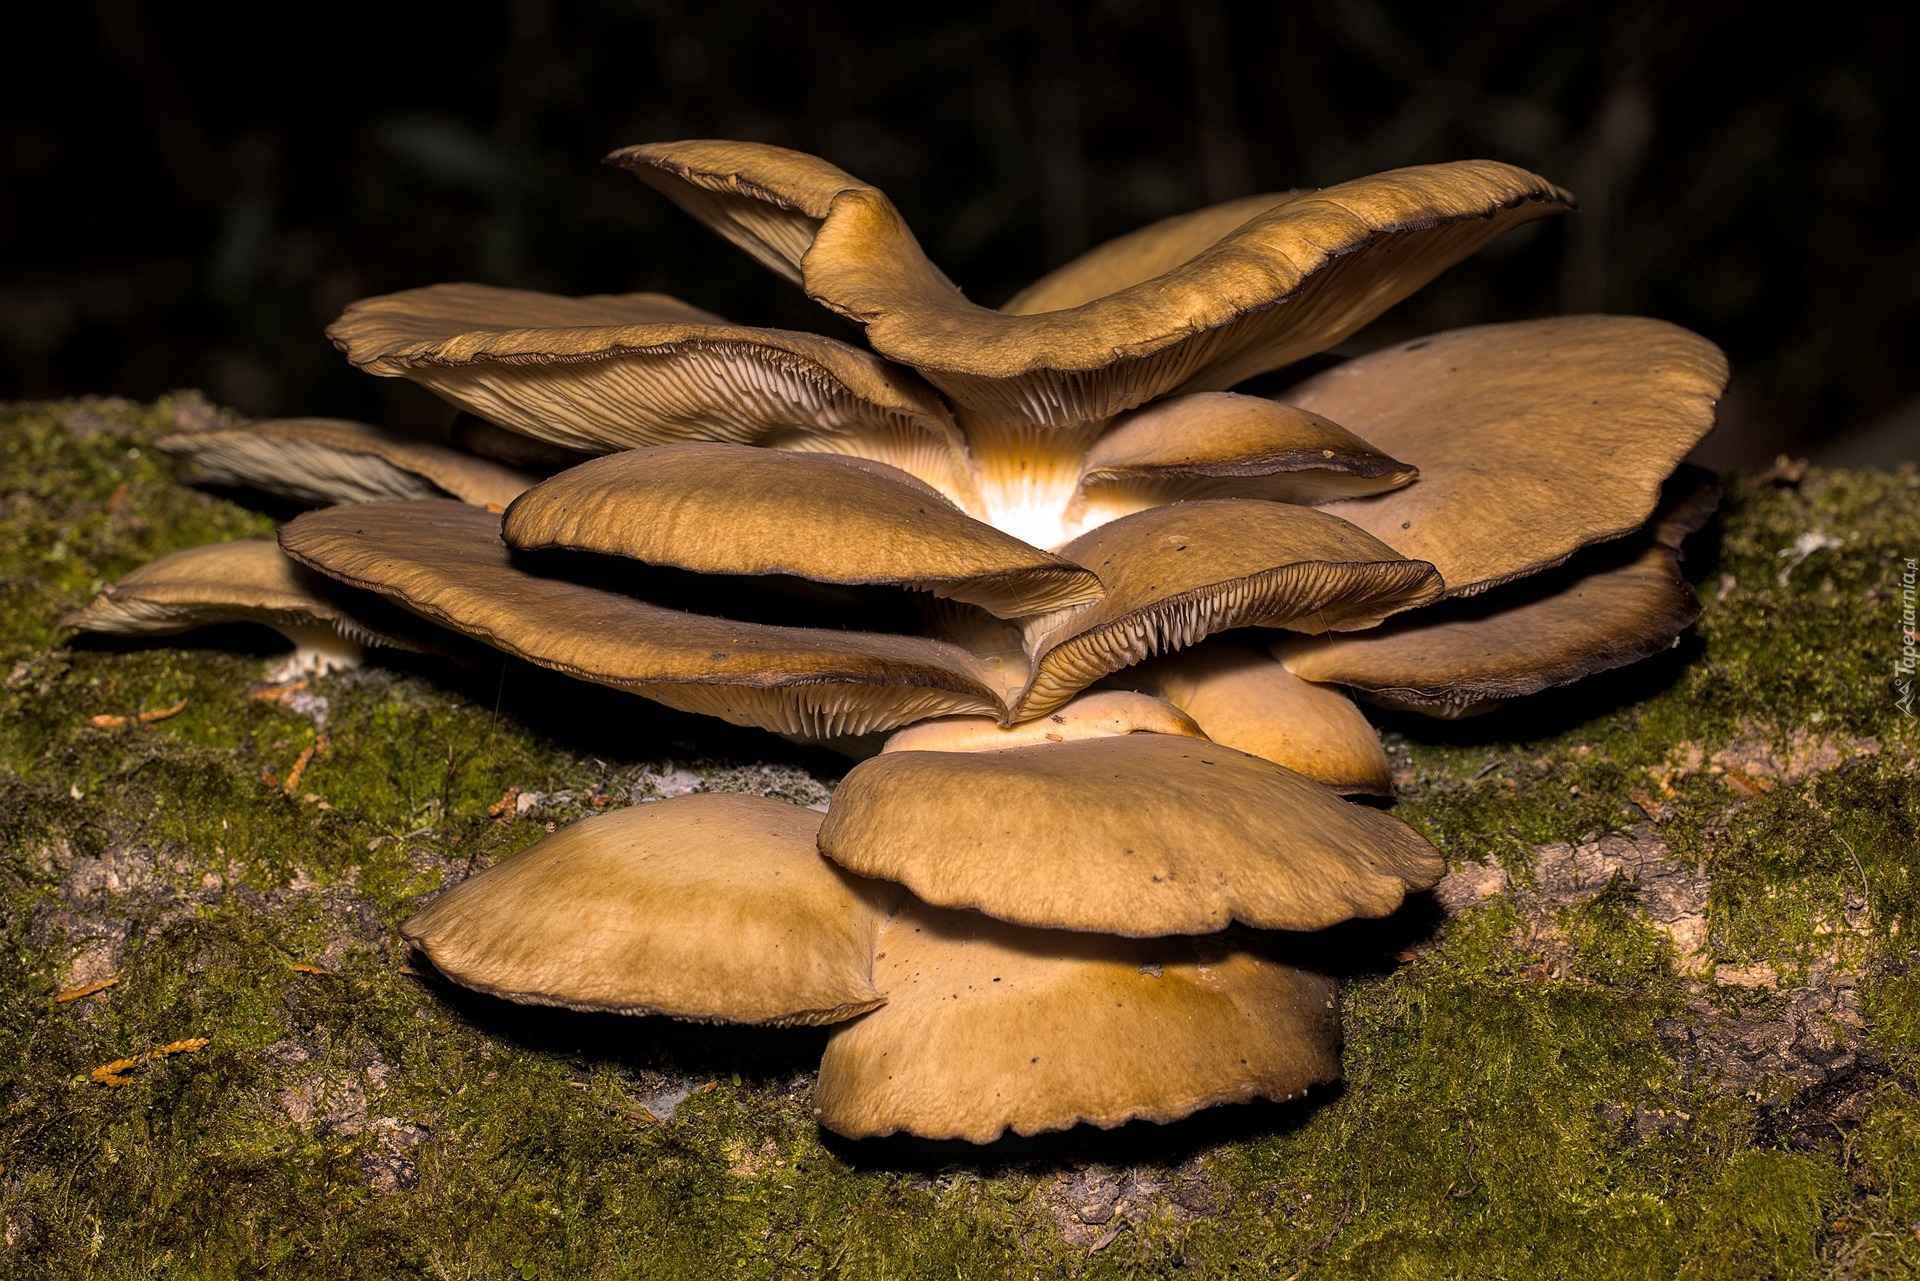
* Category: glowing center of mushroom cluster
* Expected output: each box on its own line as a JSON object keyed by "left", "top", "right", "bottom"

{"left": 963, "top": 429, "right": 1108, "bottom": 551}
{"left": 972, "top": 471, "right": 1096, "bottom": 551}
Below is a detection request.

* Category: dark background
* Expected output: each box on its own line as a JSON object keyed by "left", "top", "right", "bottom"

{"left": 5, "top": 0, "right": 1916, "bottom": 469}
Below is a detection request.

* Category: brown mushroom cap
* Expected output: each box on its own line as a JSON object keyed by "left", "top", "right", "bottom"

{"left": 817, "top": 733, "right": 1440, "bottom": 936}
{"left": 880, "top": 690, "right": 1204, "bottom": 754}
{"left": 1296, "top": 315, "right": 1728, "bottom": 596}
{"left": 157, "top": 417, "right": 535, "bottom": 509}
{"left": 64, "top": 540, "right": 349, "bottom": 636}
{"left": 1117, "top": 641, "right": 1392, "bottom": 795}
{"left": 1076, "top": 392, "right": 1418, "bottom": 519}
{"left": 278, "top": 500, "right": 1011, "bottom": 737}
{"left": 1015, "top": 499, "right": 1444, "bottom": 717}
{"left": 401, "top": 794, "right": 896, "bottom": 1024}
{"left": 500, "top": 443, "right": 1103, "bottom": 619}
{"left": 65, "top": 537, "right": 439, "bottom": 669}
{"left": 612, "top": 140, "right": 1572, "bottom": 427}
{"left": 61, "top": 538, "right": 457, "bottom": 675}
{"left": 326, "top": 282, "right": 969, "bottom": 495}
{"left": 1277, "top": 480, "right": 1719, "bottom": 717}
{"left": 612, "top": 140, "right": 866, "bottom": 285}
{"left": 1000, "top": 193, "right": 1305, "bottom": 315}
{"left": 813, "top": 900, "right": 1341, "bottom": 1141}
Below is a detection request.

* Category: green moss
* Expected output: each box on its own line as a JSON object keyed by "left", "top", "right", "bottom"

{"left": 1683, "top": 1149, "right": 1845, "bottom": 1278}
{"left": 2, "top": 399, "right": 1918, "bottom": 1277}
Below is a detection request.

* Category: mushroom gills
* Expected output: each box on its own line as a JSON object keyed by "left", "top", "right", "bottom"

{"left": 158, "top": 417, "right": 535, "bottom": 509}
{"left": 60, "top": 539, "right": 444, "bottom": 675}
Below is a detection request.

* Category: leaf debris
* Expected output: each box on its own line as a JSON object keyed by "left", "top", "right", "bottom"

{"left": 88, "top": 697, "right": 187, "bottom": 729}
{"left": 54, "top": 976, "right": 120, "bottom": 1003}
{"left": 87, "top": 1038, "right": 211, "bottom": 1087}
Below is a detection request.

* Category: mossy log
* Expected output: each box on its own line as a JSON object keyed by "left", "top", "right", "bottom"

{"left": 2, "top": 396, "right": 1917, "bottom": 1278}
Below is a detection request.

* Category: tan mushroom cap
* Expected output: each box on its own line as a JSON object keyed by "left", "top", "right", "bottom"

{"left": 612, "top": 140, "right": 1572, "bottom": 427}
{"left": 1077, "top": 392, "right": 1418, "bottom": 516}
{"left": 278, "top": 500, "right": 1010, "bottom": 737}
{"left": 1277, "top": 481, "right": 1718, "bottom": 718}
{"left": 1118, "top": 641, "right": 1392, "bottom": 795}
{"left": 401, "top": 794, "right": 896, "bottom": 1025}
{"left": 326, "top": 282, "right": 968, "bottom": 494}
{"left": 60, "top": 539, "right": 404, "bottom": 673}
{"left": 881, "top": 690, "right": 1203, "bottom": 754}
{"left": 1297, "top": 315, "right": 1728, "bottom": 596}
{"left": 611, "top": 139, "right": 866, "bottom": 285}
{"left": 813, "top": 900, "right": 1341, "bottom": 1141}
{"left": 1015, "top": 499, "right": 1444, "bottom": 717}
{"left": 818, "top": 733, "right": 1441, "bottom": 936}
{"left": 157, "top": 417, "right": 535, "bottom": 509}
{"left": 501, "top": 444, "right": 1103, "bottom": 619}
{"left": 1001, "top": 193, "right": 1304, "bottom": 315}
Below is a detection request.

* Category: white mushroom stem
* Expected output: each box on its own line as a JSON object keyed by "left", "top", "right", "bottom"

{"left": 268, "top": 623, "right": 365, "bottom": 681}
{"left": 962, "top": 418, "right": 1107, "bottom": 550}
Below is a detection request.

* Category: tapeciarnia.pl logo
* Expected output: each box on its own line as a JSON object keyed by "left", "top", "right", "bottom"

{"left": 1898, "top": 557, "right": 1917, "bottom": 717}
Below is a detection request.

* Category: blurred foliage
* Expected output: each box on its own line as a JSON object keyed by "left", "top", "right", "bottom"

{"left": 3, "top": 0, "right": 1916, "bottom": 464}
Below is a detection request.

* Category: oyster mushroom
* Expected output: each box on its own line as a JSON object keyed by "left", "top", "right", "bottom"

{"left": 327, "top": 281, "right": 971, "bottom": 496}
{"left": 1115, "top": 640, "right": 1393, "bottom": 795}
{"left": 1276, "top": 479, "right": 1721, "bottom": 718}
{"left": 817, "top": 732, "right": 1440, "bottom": 936}
{"left": 612, "top": 142, "right": 1573, "bottom": 429}
{"left": 499, "top": 442, "right": 1102, "bottom": 618}
{"left": 62, "top": 539, "right": 411, "bottom": 676}
{"left": 1295, "top": 315, "right": 1726, "bottom": 594}
{"left": 158, "top": 417, "right": 535, "bottom": 509}
{"left": 404, "top": 791, "right": 1343, "bottom": 1143}
{"left": 277, "top": 500, "right": 1008, "bottom": 737}
{"left": 1072, "top": 391, "right": 1419, "bottom": 525}
{"left": 1015, "top": 499, "right": 1445, "bottom": 715}
{"left": 73, "top": 134, "right": 1734, "bottom": 1143}
{"left": 814, "top": 901, "right": 1340, "bottom": 1143}
{"left": 403, "top": 794, "right": 894, "bottom": 1024}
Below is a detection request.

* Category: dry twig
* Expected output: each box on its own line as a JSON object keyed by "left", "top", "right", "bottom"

{"left": 89, "top": 697, "right": 188, "bottom": 729}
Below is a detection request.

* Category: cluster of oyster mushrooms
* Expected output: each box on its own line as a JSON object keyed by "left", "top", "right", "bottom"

{"left": 68, "top": 140, "right": 1727, "bottom": 1142}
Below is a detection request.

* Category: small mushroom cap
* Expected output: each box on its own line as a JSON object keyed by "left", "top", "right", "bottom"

{"left": 332, "top": 278, "right": 728, "bottom": 349}
{"left": 1016, "top": 499, "right": 1444, "bottom": 717}
{"left": 64, "top": 539, "right": 353, "bottom": 637}
{"left": 813, "top": 900, "right": 1341, "bottom": 1142}
{"left": 157, "top": 417, "right": 535, "bottom": 509}
{"left": 817, "top": 733, "right": 1441, "bottom": 937}
{"left": 278, "top": 500, "right": 1010, "bottom": 737}
{"left": 616, "top": 141, "right": 1571, "bottom": 427}
{"left": 326, "top": 282, "right": 965, "bottom": 492}
{"left": 64, "top": 539, "right": 465, "bottom": 670}
{"left": 501, "top": 443, "right": 1103, "bottom": 619}
{"left": 1118, "top": 641, "right": 1392, "bottom": 796}
{"left": 1297, "top": 315, "right": 1728, "bottom": 596}
{"left": 1078, "top": 392, "right": 1418, "bottom": 509}
{"left": 1277, "top": 481, "right": 1718, "bottom": 717}
{"left": 402, "top": 794, "right": 895, "bottom": 1025}
{"left": 881, "top": 690, "right": 1204, "bottom": 754}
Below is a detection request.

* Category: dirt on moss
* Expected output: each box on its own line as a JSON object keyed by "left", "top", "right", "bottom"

{"left": 1, "top": 396, "right": 1918, "bottom": 1278}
